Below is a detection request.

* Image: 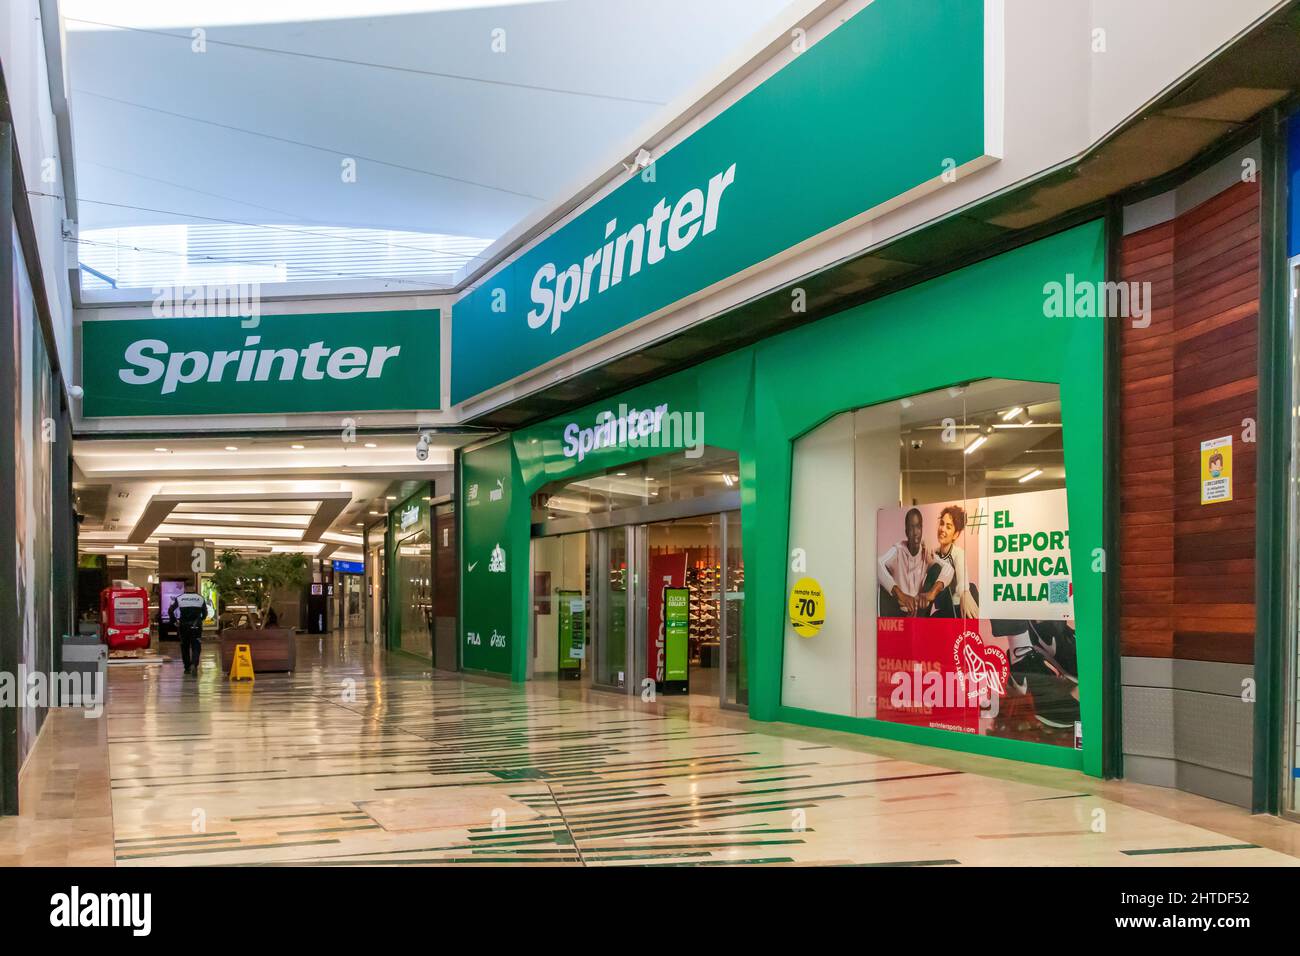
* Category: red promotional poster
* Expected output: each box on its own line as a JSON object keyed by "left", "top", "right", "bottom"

{"left": 647, "top": 552, "right": 687, "bottom": 684}
{"left": 875, "top": 492, "right": 1080, "bottom": 746}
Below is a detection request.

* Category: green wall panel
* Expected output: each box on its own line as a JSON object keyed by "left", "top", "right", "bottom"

{"left": 459, "top": 221, "right": 1107, "bottom": 775}
{"left": 460, "top": 438, "right": 528, "bottom": 677}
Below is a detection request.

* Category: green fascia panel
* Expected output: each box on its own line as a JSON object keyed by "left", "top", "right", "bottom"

{"left": 452, "top": 0, "right": 989, "bottom": 403}
{"left": 777, "top": 706, "right": 1085, "bottom": 771}
{"left": 460, "top": 220, "right": 1107, "bottom": 777}
{"left": 82, "top": 308, "right": 440, "bottom": 418}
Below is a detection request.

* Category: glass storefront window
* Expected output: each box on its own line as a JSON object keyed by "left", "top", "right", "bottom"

{"left": 531, "top": 445, "right": 741, "bottom": 524}
{"left": 531, "top": 532, "right": 588, "bottom": 678}
{"left": 595, "top": 526, "right": 630, "bottom": 688}
{"left": 528, "top": 448, "right": 743, "bottom": 707}
{"left": 396, "top": 530, "right": 432, "bottom": 659}
{"left": 724, "top": 510, "right": 746, "bottom": 707}
{"left": 784, "top": 379, "right": 1078, "bottom": 747}
{"left": 432, "top": 502, "right": 458, "bottom": 670}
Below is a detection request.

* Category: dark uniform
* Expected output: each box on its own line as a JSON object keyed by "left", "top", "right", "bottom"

{"left": 169, "top": 590, "right": 207, "bottom": 674}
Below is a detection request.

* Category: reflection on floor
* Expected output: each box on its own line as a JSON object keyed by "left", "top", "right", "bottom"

{"left": 7, "top": 628, "right": 1300, "bottom": 866}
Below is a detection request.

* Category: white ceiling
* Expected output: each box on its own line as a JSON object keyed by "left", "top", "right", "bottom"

{"left": 74, "top": 430, "right": 472, "bottom": 560}
{"left": 62, "top": 0, "right": 795, "bottom": 289}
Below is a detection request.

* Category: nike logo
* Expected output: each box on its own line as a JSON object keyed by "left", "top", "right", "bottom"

{"left": 1009, "top": 675, "right": 1029, "bottom": 696}
{"left": 467, "top": 561, "right": 479, "bottom": 572}
{"left": 1039, "top": 634, "right": 1057, "bottom": 658}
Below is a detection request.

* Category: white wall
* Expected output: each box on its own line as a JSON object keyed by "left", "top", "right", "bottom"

{"left": 1, "top": 0, "right": 75, "bottom": 380}
{"left": 782, "top": 410, "right": 856, "bottom": 715}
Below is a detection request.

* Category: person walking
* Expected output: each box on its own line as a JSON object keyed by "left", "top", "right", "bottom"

{"left": 168, "top": 580, "right": 208, "bottom": 676}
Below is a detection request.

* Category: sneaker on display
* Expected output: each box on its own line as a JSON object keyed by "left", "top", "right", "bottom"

{"left": 1008, "top": 646, "right": 1079, "bottom": 730}
{"left": 1030, "top": 621, "right": 1078, "bottom": 683}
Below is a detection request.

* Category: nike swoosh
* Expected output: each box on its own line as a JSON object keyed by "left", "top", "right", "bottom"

{"left": 467, "top": 561, "right": 479, "bottom": 572}
{"left": 1009, "top": 675, "right": 1029, "bottom": 696}
{"left": 1040, "top": 635, "right": 1057, "bottom": 657}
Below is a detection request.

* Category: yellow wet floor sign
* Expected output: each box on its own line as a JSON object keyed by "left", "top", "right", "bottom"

{"left": 229, "top": 643, "right": 255, "bottom": 682}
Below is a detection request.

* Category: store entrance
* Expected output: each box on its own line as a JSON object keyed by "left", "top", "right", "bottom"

{"left": 528, "top": 445, "right": 745, "bottom": 706}
{"left": 529, "top": 510, "right": 745, "bottom": 708}
{"left": 643, "top": 514, "right": 744, "bottom": 704}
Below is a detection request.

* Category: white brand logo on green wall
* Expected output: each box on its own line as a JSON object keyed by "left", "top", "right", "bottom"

{"left": 82, "top": 309, "right": 440, "bottom": 417}
{"left": 527, "top": 164, "right": 737, "bottom": 335}
{"left": 119, "top": 336, "right": 403, "bottom": 395}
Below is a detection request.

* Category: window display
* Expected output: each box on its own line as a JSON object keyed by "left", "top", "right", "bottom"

{"left": 783, "top": 378, "right": 1078, "bottom": 747}
{"left": 875, "top": 488, "right": 1078, "bottom": 744}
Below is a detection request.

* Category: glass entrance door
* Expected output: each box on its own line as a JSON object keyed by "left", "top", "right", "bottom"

{"left": 639, "top": 512, "right": 745, "bottom": 709}
{"left": 593, "top": 526, "right": 634, "bottom": 691}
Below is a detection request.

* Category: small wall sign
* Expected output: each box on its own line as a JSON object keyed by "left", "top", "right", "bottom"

{"left": 1200, "top": 436, "right": 1232, "bottom": 505}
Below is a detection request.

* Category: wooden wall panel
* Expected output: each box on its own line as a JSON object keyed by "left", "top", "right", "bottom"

{"left": 1118, "top": 180, "right": 1259, "bottom": 664}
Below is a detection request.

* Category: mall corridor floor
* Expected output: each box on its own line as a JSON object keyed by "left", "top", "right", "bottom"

{"left": 13, "top": 632, "right": 1300, "bottom": 867}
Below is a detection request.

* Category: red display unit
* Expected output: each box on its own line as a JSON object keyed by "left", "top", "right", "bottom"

{"left": 100, "top": 581, "right": 151, "bottom": 651}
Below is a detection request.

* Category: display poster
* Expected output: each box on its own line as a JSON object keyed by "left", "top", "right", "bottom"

{"left": 663, "top": 588, "right": 690, "bottom": 684}
{"left": 199, "top": 574, "right": 219, "bottom": 627}
{"left": 874, "top": 488, "right": 1079, "bottom": 746}
{"left": 557, "top": 590, "right": 585, "bottom": 671}
{"left": 160, "top": 580, "right": 185, "bottom": 625}
{"left": 1200, "top": 436, "right": 1232, "bottom": 505}
{"left": 647, "top": 553, "right": 687, "bottom": 683}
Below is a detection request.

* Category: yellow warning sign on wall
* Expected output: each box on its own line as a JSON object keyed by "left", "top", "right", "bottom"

{"left": 1200, "top": 436, "right": 1232, "bottom": 505}
{"left": 789, "top": 577, "right": 826, "bottom": 638}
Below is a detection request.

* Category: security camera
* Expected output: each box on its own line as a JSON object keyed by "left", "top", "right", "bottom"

{"left": 621, "top": 147, "right": 653, "bottom": 173}
{"left": 415, "top": 431, "right": 432, "bottom": 462}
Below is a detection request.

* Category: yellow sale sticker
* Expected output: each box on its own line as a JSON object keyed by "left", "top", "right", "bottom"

{"left": 789, "top": 577, "right": 826, "bottom": 638}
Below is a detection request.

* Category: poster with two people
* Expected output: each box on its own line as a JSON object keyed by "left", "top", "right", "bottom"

{"left": 875, "top": 487, "right": 1079, "bottom": 746}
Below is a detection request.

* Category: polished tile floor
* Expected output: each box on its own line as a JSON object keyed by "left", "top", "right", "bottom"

{"left": 6, "top": 630, "right": 1300, "bottom": 866}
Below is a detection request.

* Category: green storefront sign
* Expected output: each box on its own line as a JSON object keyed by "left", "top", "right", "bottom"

{"left": 452, "top": 0, "right": 992, "bottom": 403}
{"left": 81, "top": 308, "right": 440, "bottom": 417}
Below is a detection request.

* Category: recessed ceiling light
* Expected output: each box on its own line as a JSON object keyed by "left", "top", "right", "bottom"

{"left": 225, "top": 445, "right": 238, "bottom": 451}
{"left": 1018, "top": 468, "right": 1043, "bottom": 483}
{"left": 291, "top": 444, "right": 305, "bottom": 450}
{"left": 386, "top": 495, "right": 396, "bottom": 500}
{"left": 616, "top": 472, "right": 627, "bottom": 477}
{"left": 1001, "top": 406, "right": 1024, "bottom": 421}
{"left": 364, "top": 442, "right": 378, "bottom": 448}
{"left": 964, "top": 435, "right": 987, "bottom": 455}
{"left": 154, "top": 447, "right": 168, "bottom": 453}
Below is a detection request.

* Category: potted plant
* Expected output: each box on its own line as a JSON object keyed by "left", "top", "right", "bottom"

{"left": 211, "top": 551, "right": 310, "bottom": 672}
